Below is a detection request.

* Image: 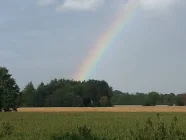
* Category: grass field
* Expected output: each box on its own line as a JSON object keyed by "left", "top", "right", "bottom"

{"left": 1, "top": 107, "right": 186, "bottom": 140}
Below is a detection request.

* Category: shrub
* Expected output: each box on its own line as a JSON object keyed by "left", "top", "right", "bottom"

{"left": 51, "top": 125, "right": 111, "bottom": 140}
{"left": 128, "top": 113, "right": 186, "bottom": 140}
{"left": 100, "top": 96, "right": 109, "bottom": 107}
{"left": 175, "top": 98, "right": 185, "bottom": 106}
{"left": 167, "top": 102, "right": 174, "bottom": 106}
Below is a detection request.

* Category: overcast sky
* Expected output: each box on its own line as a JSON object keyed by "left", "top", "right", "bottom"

{"left": 0, "top": 0, "right": 186, "bottom": 94}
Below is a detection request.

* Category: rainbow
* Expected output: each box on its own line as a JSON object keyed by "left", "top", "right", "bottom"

{"left": 74, "top": 0, "right": 139, "bottom": 81}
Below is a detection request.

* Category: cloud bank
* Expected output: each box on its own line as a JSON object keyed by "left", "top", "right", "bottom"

{"left": 56, "top": 0, "right": 105, "bottom": 12}
{"left": 140, "top": 0, "right": 181, "bottom": 11}
{"left": 38, "top": 0, "right": 184, "bottom": 13}
{"left": 38, "top": 0, "right": 105, "bottom": 12}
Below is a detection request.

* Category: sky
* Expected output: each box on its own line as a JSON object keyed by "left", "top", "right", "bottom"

{"left": 0, "top": 0, "right": 186, "bottom": 94}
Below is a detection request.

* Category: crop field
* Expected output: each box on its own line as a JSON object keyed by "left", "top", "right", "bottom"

{"left": 1, "top": 107, "right": 186, "bottom": 140}
{"left": 17, "top": 106, "right": 186, "bottom": 112}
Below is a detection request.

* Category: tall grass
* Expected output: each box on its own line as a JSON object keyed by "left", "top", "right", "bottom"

{"left": 128, "top": 113, "right": 186, "bottom": 140}
{"left": 50, "top": 113, "right": 186, "bottom": 140}
{"left": 51, "top": 125, "right": 111, "bottom": 140}
{"left": 0, "top": 122, "right": 14, "bottom": 139}
{"left": 1, "top": 112, "right": 186, "bottom": 140}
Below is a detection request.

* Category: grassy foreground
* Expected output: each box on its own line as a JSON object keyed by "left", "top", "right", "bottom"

{"left": 1, "top": 112, "right": 186, "bottom": 140}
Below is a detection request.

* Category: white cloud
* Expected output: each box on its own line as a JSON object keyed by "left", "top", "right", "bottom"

{"left": 38, "top": 0, "right": 182, "bottom": 13}
{"left": 37, "top": 0, "right": 57, "bottom": 6}
{"left": 56, "top": 0, "right": 105, "bottom": 12}
{"left": 140, "top": 0, "right": 180, "bottom": 11}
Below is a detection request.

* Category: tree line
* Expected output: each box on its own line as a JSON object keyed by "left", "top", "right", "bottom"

{"left": 0, "top": 66, "right": 186, "bottom": 111}
{"left": 112, "top": 90, "right": 186, "bottom": 106}
{"left": 20, "top": 79, "right": 113, "bottom": 107}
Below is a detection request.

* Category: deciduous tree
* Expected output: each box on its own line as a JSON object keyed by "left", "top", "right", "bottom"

{"left": 0, "top": 67, "right": 20, "bottom": 111}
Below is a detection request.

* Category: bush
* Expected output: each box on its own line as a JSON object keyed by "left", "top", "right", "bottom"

{"left": 51, "top": 125, "right": 111, "bottom": 140}
{"left": 128, "top": 113, "right": 186, "bottom": 140}
{"left": 175, "top": 98, "right": 184, "bottom": 106}
{"left": 143, "top": 101, "right": 156, "bottom": 106}
{"left": 142, "top": 97, "right": 156, "bottom": 106}
{"left": 168, "top": 102, "right": 174, "bottom": 106}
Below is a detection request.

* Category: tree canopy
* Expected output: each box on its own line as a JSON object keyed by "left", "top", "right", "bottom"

{"left": 0, "top": 67, "right": 20, "bottom": 111}
{"left": 20, "top": 79, "right": 113, "bottom": 107}
{"left": 111, "top": 90, "right": 186, "bottom": 106}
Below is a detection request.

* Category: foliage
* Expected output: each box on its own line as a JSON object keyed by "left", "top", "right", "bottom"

{"left": 100, "top": 96, "right": 109, "bottom": 107}
{"left": 112, "top": 90, "right": 186, "bottom": 106}
{"left": 21, "top": 79, "right": 113, "bottom": 107}
{"left": 51, "top": 126, "right": 110, "bottom": 140}
{"left": 21, "top": 82, "right": 36, "bottom": 107}
{"left": 175, "top": 95, "right": 185, "bottom": 106}
{"left": 0, "top": 67, "right": 20, "bottom": 111}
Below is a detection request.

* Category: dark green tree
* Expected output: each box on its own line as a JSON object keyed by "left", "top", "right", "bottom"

{"left": 0, "top": 67, "right": 20, "bottom": 111}
{"left": 175, "top": 94, "right": 185, "bottom": 106}
{"left": 167, "top": 93, "right": 176, "bottom": 106}
{"left": 22, "top": 82, "right": 36, "bottom": 107}
{"left": 34, "top": 82, "right": 46, "bottom": 107}
{"left": 147, "top": 91, "right": 160, "bottom": 106}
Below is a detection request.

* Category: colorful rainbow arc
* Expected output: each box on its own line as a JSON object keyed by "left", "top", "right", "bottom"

{"left": 74, "top": 0, "right": 139, "bottom": 81}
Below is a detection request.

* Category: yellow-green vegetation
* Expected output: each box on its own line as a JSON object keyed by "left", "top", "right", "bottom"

{"left": 1, "top": 112, "right": 186, "bottom": 140}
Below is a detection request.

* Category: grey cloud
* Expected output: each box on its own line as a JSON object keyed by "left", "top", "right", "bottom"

{"left": 37, "top": 0, "right": 105, "bottom": 12}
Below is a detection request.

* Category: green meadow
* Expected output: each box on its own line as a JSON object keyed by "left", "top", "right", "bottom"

{"left": 1, "top": 112, "right": 186, "bottom": 140}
